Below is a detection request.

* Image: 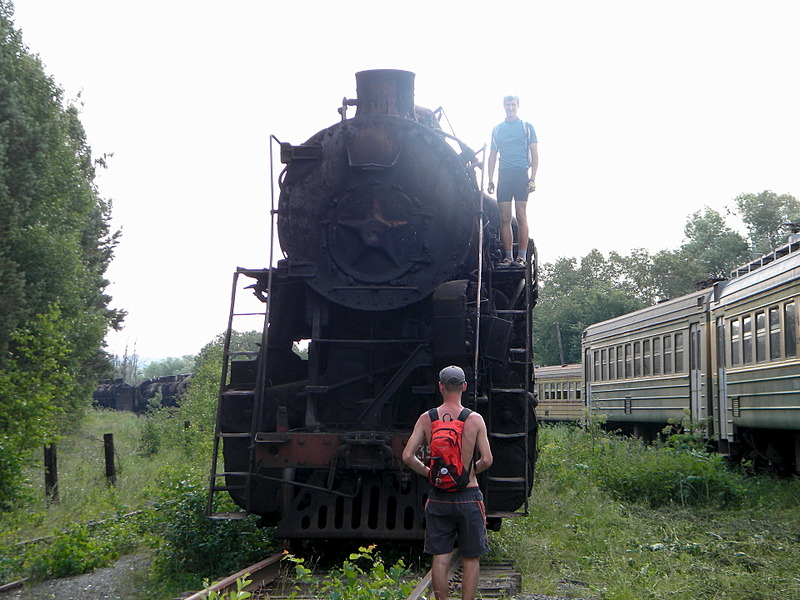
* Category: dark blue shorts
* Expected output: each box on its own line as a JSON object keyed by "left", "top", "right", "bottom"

{"left": 497, "top": 168, "right": 529, "bottom": 204}
{"left": 424, "top": 487, "right": 489, "bottom": 557}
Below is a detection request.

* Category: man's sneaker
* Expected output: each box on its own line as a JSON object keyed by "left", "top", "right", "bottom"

{"left": 498, "top": 257, "right": 514, "bottom": 268}
{"left": 514, "top": 256, "right": 526, "bottom": 267}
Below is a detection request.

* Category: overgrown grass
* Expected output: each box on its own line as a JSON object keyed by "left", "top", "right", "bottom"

{"left": 3, "top": 403, "right": 800, "bottom": 600}
{"left": 0, "top": 406, "right": 276, "bottom": 596}
{"left": 0, "top": 337, "right": 278, "bottom": 596}
{"left": 491, "top": 424, "right": 800, "bottom": 599}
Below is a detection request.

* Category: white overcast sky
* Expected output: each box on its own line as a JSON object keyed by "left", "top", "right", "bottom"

{"left": 10, "top": 1, "right": 800, "bottom": 361}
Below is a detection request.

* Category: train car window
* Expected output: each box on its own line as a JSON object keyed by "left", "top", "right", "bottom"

{"left": 663, "top": 335, "right": 673, "bottom": 374}
{"left": 653, "top": 337, "right": 662, "bottom": 375}
{"left": 568, "top": 382, "right": 574, "bottom": 399}
{"left": 755, "top": 311, "right": 766, "bottom": 363}
{"left": 576, "top": 386, "right": 582, "bottom": 399}
{"left": 593, "top": 351, "right": 600, "bottom": 381}
{"left": 785, "top": 301, "right": 797, "bottom": 358}
{"left": 633, "top": 341, "right": 641, "bottom": 377}
{"left": 643, "top": 339, "right": 651, "bottom": 376}
{"left": 625, "top": 344, "right": 633, "bottom": 379}
{"left": 557, "top": 384, "right": 562, "bottom": 400}
{"left": 609, "top": 346, "right": 616, "bottom": 380}
{"left": 616, "top": 345, "right": 624, "bottom": 379}
{"left": 716, "top": 318, "right": 726, "bottom": 368}
{"left": 675, "top": 332, "right": 684, "bottom": 372}
{"left": 601, "top": 348, "right": 608, "bottom": 381}
{"left": 742, "top": 314, "right": 753, "bottom": 365}
{"left": 769, "top": 306, "right": 781, "bottom": 360}
{"left": 730, "top": 318, "right": 741, "bottom": 366}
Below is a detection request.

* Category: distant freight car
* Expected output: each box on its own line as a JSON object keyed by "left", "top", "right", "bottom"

{"left": 93, "top": 374, "right": 191, "bottom": 412}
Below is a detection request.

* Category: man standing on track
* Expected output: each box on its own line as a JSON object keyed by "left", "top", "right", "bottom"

{"left": 402, "top": 366, "right": 494, "bottom": 600}
{"left": 486, "top": 95, "right": 538, "bottom": 268}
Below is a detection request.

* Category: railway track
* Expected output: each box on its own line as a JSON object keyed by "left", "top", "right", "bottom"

{"left": 179, "top": 550, "right": 523, "bottom": 600}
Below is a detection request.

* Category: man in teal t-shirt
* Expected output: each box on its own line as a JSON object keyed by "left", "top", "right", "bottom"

{"left": 487, "top": 95, "right": 538, "bottom": 267}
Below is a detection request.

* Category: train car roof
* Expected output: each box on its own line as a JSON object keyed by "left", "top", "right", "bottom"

{"left": 716, "top": 238, "right": 800, "bottom": 306}
{"left": 583, "top": 287, "right": 712, "bottom": 343}
{"left": 534, "top": 363, "right": 582, "bottom": 380}
{"left": 582, "top": 237, "right": 800, "bottom": 344}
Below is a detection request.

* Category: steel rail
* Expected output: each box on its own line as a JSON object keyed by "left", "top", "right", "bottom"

{"left": 181, "top": 551, "right": 284, "bottom": 600}
{"left": 405, "top": 550, "right": 460, "bottom": 600}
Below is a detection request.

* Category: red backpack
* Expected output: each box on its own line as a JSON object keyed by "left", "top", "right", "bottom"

{"left": 427, "top": 407, "right": 473, "bottom": 492}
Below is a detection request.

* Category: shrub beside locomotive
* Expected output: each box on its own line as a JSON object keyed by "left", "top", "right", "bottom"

{"left": 206, "top": 69, "right": 539, "bottom": 540}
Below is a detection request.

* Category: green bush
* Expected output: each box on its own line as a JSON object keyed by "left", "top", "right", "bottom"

{"left": 4, "top": 513, "right": 147, "bottom": 582}
{"left": 23, "top": 524, "right": 117, "bottom": 579}
{"left": 199, "top": 575, "right": 253, "bottom": 600}
{"left": 146, "top": 471, "right": 275, "bottom": 582}
{"left": 286, "top": 545, "right": 414, "bottom": 600}
{"left": 493, "top": 424, "right": 800, "bottom": 600}
{"left": 591, "top": 439, "right": 747, "bottom": 508}
{"left": 536, "top": 423, "right": 748, "bottom": 509}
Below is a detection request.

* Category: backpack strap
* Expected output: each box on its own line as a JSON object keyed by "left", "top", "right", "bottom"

{"left": 429, "top": 407, "right": 472, "bottom": 423}
{"left": 458, "top": 408, "right": 476, "bottom": 480}
{"left": 523, "top": 121, "right": 532, "bottom": 167}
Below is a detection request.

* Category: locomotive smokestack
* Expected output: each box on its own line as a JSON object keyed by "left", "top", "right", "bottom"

{"left": 355, "top": 69, "right": 415, "bottom": 119}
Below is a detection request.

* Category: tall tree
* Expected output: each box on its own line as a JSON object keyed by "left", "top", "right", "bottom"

{"left": 532, "top": 207, "right": 751, "bottom": 367}
{"left": 142, "top": 355, "right": 197, "bottom": 381}
{"left": 681, "top": 206, "right": 749, "bottom": 278}
{"left": 733, "top": 191, "right": 800, "bottom": 255}
{"left": 533, "top": 252, "right": 645, "bottom": 366}
{"left": 609, "top": 208, "right": 749, "bottom": 304}
{"left": 0, "top": 2, "right": 124, "bottom": 507}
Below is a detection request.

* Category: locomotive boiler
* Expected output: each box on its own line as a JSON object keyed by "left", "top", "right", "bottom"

{"left": 206, "top": 70, "right": 538, "bottom": 540}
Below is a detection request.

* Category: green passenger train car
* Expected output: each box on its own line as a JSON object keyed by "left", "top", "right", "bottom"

{"left": 710, "top": 239, "right": 800, "bottom": 468}
{"left": 582, "top": 288, "right": 713, "bottom": 439}
{"left": 581, "top": 235, "right": 800, "bottom": 471}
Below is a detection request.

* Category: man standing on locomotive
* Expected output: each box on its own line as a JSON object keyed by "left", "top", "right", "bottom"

{"left": 402, "top": 366, "right": 494, "bottom": 600}
{"left": 486, "top": 95, "right": 538, "bottom": 267}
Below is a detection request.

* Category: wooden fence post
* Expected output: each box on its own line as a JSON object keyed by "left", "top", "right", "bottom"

{"left": 103, "top": 433, "right": 116, "bottom": 486}
{"left": 44, "top": 444, "right": 59, "bottom": 504}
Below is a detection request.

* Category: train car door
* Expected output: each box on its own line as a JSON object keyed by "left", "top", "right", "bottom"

{"left": 714, "top": 316, "right": 731, "bottom": 445}
{"left": 689, "top": 323, "right": 702, "bottom": 421}
{"left": 583, "top": 348, "right": 592, "bottom": 410}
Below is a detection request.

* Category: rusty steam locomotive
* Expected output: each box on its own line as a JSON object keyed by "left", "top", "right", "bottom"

{"left": 206, "top": 70, "right": 538, "bottom": 540}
